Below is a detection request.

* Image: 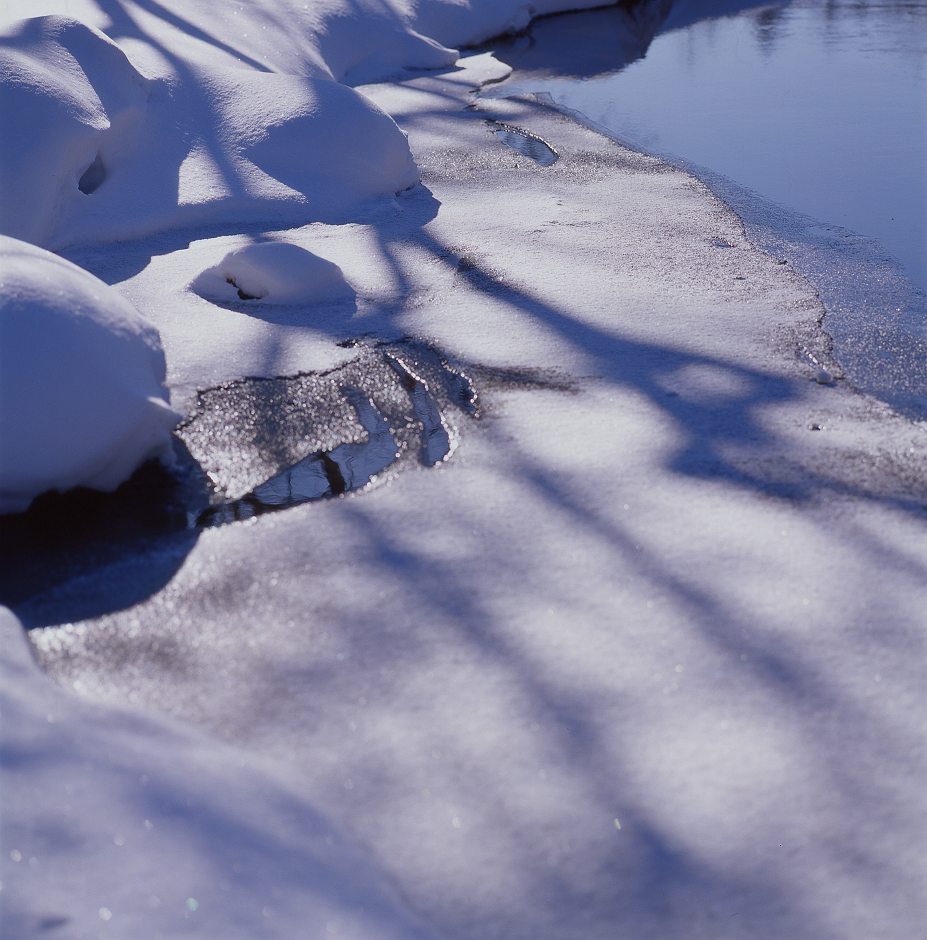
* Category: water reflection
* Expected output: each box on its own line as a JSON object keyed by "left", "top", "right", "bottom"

{"left": 659, "top": 0, "right": 791, "bottom": 36}
{"left": 751, "top": 6, "right": 790, "bottom": 49}
{"left": 490, "top": 0, "right": 674, "bottom": 78}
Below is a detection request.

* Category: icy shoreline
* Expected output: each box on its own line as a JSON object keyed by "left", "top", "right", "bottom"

{"left": 490, "top": 84, "right": 927, "bottom": 421}
{"left": 3, "top": 2, "right": 926, "bottom": 939}
{"left": 486, "top": 0, "right": 927, "bottom": 421}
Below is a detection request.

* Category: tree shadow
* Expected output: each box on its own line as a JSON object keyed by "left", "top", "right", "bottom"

{"left": 13, "top": 0, "right": 432, "bottom": 281}
{"left": 7, "top": 5, "right": 926, "bottom": 935}
{"left": 104, "top": 0, "right": 273, "bottom": 71}
{"left": 248, "top": 404, "right": 923, "bottom": 936}
{"left": 0, "top": 614, "right": 434, "bottom": 940}
{"left": 153, "top": 101, "right": 922, "bottom": 935}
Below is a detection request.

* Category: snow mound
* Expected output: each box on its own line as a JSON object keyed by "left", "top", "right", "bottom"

{"left": 191, "top": 241, "right": 354, "bottom": 306}
{"left": 0, "top": 15, "right": 420, "bottom": 249}
{"left": 0, "top": 2, "right": 618, "bottom": 250}
{"left": 0, "top": 16, "right": 150, "bottom": 248}
{"left": 211, "top": 68, "right": 421, "bottom": 221}
{"left": 410, "top": 0, "right": 613, "bottom": 47}
{"left": 310, "top": 9, "right": 458, "bottom": 84}
{"left": 0, "top": 236, "right": 179, "bottom": 514}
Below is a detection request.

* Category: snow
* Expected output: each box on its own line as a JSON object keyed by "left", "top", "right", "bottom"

{"left": 0, "top": 235, "right": 177, "bottom": 513}
{"left": 0, "top": 14, "right": 420, "bottom": 250}
{"left": 0, "top": 16, "right": 150, "bottom": 247}
{"left": 1, "top": 1, "right": 926, "bottom": 939}
{"left": 190, "top": 241, "right": 354, "bottom": 306}
{"left": 0, "top": 607, "right": 432, "bottom": 940}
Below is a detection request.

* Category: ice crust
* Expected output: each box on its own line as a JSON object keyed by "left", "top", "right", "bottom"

{"left": 0, "top": 235, "right": 178, "bottom": 513}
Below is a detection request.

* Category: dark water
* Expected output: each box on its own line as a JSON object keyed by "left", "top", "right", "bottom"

{"left": 491, "top": 0, "right": 927, "bottom": 415}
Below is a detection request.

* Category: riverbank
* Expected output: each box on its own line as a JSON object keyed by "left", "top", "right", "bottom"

{"left": 488, "top": 0, "right": 927, "bottom": 417}
{"left": 3, "top": 4, "right": 926, "bottom": 938}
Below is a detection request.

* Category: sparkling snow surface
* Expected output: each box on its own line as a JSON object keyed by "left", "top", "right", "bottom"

{"left": 2, "top": 2, "right": 926, "bottom": 939}
{"left": 0, "top": 608, "right": 433, "bottom": 940}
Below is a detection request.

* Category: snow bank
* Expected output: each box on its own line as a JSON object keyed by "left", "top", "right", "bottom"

{"left": 191, "top": 241, "right": 354, "bottom": 306}
{"left": 0, "top": 1, "right": 609, "bottom": 82}
{"left": 0, "top": 14, "right": 420, "bottom": 249}
{"left": 0, "top": 236, "right": 178, "bottom": 513}
{"left": 0, "top": 1, "right": 617, "bottom": 250}
{"left": 0, "top": 0, "right": 616, "bottom": 503}
{"left": 410, "top": 0, "right": 622, "bottom": 47}
{"left": 0, "top": 16, "right": 150, "bottom": 247}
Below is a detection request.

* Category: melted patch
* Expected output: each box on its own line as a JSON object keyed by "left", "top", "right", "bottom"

{"left": 490, "top": 122, "right": 559, "bottom": 166}
{"left": 180, "top": 338, "right": 477, "bottom": 525}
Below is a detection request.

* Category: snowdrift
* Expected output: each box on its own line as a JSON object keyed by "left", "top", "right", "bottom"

{"left": 0, "top": 15, "right": 421, "bottom": 249}
{"left": 0, "top": 1, "right": 614, "bottom": 250}
{"left": 0, "top": 0, "right": 614, "bottom": 506}
{"left": 0, "top": 236, "right": 178, "bottom": 513}
{"left": 0, "top": 606, "right": 433, "bottom": 940}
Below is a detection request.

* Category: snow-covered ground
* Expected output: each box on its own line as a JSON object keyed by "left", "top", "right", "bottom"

{"left": 2, "top": 1, "right": 925, "bottom": 938}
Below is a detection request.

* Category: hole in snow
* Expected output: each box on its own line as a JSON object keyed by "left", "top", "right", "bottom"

{"left": 78, "top": 153, "right": 106, "bottom": 194}
{"left": 490, "top": 122, "right": 559, "bottom": 167}
{"left": 225, "top": 276, "right": 263, "bottom": 301}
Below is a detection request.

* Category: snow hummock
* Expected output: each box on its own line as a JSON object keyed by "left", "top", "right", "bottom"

{"left": 0, "top": 16, "right": 150, "bottom": 248}
{"left": 0, "top": 236, "right": 178, "bottom": 513}
{"left": 0, "top": 4, "right": 621, "bottom": 253}
{"left": 190, "top": 241, "right": 354, "bottom": 306}
{"left": 0, "top": 15, "right": 421, "bottom": 250}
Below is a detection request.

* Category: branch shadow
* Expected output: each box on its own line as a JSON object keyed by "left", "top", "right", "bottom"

{"left": 8, "top": 4, "right": 926, "bottom": 935}
{"left": 183, "top": 133, "right": 923, "bottom": 936}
